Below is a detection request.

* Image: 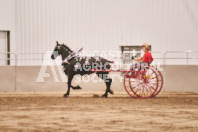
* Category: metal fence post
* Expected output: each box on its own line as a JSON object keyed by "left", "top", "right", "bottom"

{"left": 14, "top": 53, "right": 17, "bottom": 91}
{"left": 163, "top": 52, "right": 167, "bottom": 91}
{"left": 187, "top": 52, "right": 188, "bottom": 65}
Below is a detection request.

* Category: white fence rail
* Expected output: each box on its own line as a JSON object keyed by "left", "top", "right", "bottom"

{"left": 0, "top": 51, "right": 198, "bottom": 65}
{"left": 164, "top": 51, "right": 198, "bottom": 65}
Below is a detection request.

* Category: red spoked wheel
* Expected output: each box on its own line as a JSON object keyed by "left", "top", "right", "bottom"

{"left": 124, "top": 67, "right": 163, "bottom": 98}
{"left": 149, "top": 66, "right": 163, "bottom": 97}
{"left": 124, "top": 70, "right": 139, "bottom": 98}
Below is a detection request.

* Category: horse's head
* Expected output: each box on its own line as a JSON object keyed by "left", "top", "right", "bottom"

{"left": 51, "top": 41, "right": 73, "bottom": 60}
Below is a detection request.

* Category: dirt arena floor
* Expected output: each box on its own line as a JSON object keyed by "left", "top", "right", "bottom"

{"left": 0, "top": 91, "right": 198, "bottom": 132}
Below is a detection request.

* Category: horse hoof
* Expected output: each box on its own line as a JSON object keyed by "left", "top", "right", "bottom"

{"left": 101, "top": 95, "right": 107, "bottom": 98}
{"left": 109, "top": 90, "right": 114, "bottom": 95}
{"left": 63, "top": 94, "right": 68, "bottom": 98}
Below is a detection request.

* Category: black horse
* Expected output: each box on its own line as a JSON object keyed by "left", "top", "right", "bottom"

{"left": 51, "top": 41, "right": 113, "bottom": 98}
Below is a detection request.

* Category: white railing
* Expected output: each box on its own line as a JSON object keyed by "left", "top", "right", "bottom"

{"left": 163, "top": 51, "right": 198, "bottom": 65}
{"left": 0, "top": 51, "right": 198, "bottom": 65}
{"left": 0, "top": 52, "right": 17, "bottom": 65}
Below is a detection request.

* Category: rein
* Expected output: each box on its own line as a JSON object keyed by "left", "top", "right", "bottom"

{"left": 62, "top": 46, "right": 83, "bottom": 65}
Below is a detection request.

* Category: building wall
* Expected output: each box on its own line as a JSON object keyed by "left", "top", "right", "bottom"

{"left": 0, "top": 0, "right": 15, "bottom": 52}
{"left": 0, "top": 0, "right": 198, "bottom": 65}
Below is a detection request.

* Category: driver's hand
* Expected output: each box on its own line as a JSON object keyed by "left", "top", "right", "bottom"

{"left": 131, "top": 56, "right": 136, "bottom": 60}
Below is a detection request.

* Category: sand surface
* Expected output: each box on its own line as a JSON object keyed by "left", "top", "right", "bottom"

{"left": 0, "top": 92, "right": 198, "bottom": 132}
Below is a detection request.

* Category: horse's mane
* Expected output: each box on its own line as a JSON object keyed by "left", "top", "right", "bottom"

{"left": 62, "top": 44, "right": 73, "bottom": 53}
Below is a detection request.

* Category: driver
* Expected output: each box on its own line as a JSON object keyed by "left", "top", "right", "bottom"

{"left": 132, "top": 43, "right": 153, "bottom": 70}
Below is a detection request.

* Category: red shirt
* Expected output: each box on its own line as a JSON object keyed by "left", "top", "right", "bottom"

{"left": 142, "top": 51, "right": 153, "bottom": 63}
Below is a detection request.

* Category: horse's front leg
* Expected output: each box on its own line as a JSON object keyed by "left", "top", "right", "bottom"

{"left": 63, "top": 75, "right": 74, "bottom": 98}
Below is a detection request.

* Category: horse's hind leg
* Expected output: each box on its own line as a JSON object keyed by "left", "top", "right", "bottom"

{"left": 108, "top": 78, "right": 113, "bottom": 94}
{"left": 96, "top": 72, "right": 113, "bottom": 98}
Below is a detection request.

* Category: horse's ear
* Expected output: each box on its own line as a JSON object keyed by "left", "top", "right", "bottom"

{"left": 56, "top": 41, "right": 58, "bottom": 45}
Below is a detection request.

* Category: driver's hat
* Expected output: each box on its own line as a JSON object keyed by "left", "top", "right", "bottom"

{"left": 141, "top": 43, "right": 150, "bottom": 50}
